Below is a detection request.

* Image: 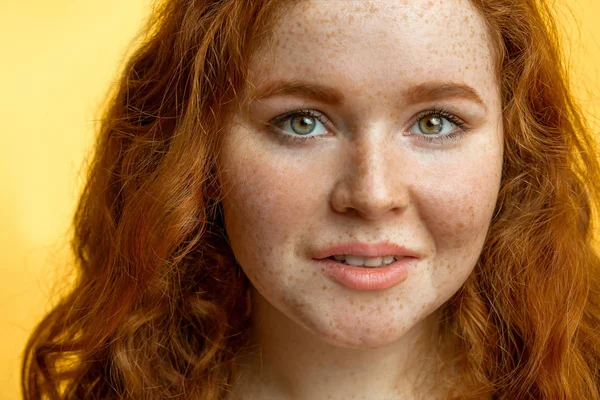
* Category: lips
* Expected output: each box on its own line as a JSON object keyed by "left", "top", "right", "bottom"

{"left": 316, "top": 257, "right": 414, "bottom": 291}
{"left": 311, "top": 242, "right": 420, "bottom": 290}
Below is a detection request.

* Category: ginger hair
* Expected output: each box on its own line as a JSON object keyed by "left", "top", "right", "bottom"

{"left": 22, "top": 0, "right": 600, "bottom": 398}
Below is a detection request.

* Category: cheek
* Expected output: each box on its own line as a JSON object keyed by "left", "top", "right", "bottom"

{"left": 218, "top": 144, "right": 315, "bottom": 276}
{"left": 415, "top": 156, "right": 501, "bottom": 276}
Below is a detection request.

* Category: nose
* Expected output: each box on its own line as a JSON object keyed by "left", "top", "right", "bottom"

{"left": 329, "top": 136, "right": 409, "bottom": 220}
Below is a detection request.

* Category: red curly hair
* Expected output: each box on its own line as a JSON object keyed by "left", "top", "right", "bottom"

{"left": 22, "top": 0, "right": 600, "bottom": 398}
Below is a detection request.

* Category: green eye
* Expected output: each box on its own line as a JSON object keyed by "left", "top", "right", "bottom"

{"left": 408, "top": 109, "right": 469, "bottom": 144}
{"left": 269, "top": 109, "right": 329, "bottom": 141}
{"left": 418, "top": 115, "right": 444, "bottom": 135}
{"left": 290, "top": 115, "right": 317, "bottom": 135}
{"left": 410, "top": 109, "right": 467, "bottom": 138}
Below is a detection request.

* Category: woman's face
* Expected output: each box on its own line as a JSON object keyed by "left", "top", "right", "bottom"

{"left": 218, "top": 0, "right": 503, "bottom": 348}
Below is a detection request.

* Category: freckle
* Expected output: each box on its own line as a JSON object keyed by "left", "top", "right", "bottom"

{"left": 360, "top": 305, "right": 365, "bottom": 311}
{"left": 312, "top": 272, "right": 317, "bottom": 277}
{"left": 399, "top": 304, "right": 404, "bottom": 310}
{"left": 349, "top": 298, "right": 355, "bottom": 305}
{"left": 322, "top": 285, "right": 327, "bottom": 291}
{"left": 287, "top": 275, "right": 294, "bottom": 281}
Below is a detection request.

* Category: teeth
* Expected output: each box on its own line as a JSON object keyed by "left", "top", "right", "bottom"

{"left": 330, "top": 255, "right": 404, "bottom": 267}
{"left": 363, "top": 257, "right": 382, "bottom": 267}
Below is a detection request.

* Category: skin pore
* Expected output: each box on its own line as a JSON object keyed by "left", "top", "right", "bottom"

{"left": 218, "top": 0, "right": 503, "bottom": 399}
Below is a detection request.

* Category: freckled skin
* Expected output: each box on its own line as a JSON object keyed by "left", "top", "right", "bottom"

{"left": 219, "top": 0, "right": 502, "bottom": 399}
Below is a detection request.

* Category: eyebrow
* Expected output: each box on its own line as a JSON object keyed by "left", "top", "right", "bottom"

{"left": 250, "top": 80, "right": 487, "bottom": 111}
{"left": 405, "top": 82, "right": 487, "bottom": 111}
{"left": 250, "top": 80, "right": 345, "bottom": 106}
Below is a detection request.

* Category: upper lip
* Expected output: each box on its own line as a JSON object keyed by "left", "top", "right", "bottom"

{"left": 312, "top": 242, "right": 420, "bottom": 260}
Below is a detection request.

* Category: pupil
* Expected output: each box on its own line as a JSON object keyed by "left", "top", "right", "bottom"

{"left": 291, "top": 115, "right": 315, "bottom": 135}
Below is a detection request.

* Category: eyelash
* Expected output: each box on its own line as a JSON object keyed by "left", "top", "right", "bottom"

{"left": 412, "top": 108, "right": 469, "bottom": 144}
{"left": 267, "top": 107, "right": 469, "bottom": 144}
{"left": 267, "top": 109, "right": 330, "bottom": 143}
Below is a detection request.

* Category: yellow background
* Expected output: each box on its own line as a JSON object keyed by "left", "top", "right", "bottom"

{"left": 0, "top": 1, "right": 598, "bottom": 398}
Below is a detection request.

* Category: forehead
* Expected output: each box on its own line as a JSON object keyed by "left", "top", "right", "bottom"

{"left": 249, "top": 0, "right": 497, "bottom": 102}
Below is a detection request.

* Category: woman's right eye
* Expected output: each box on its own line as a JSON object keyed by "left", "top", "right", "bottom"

{"left": 268, "top": 110, "right": 330, "bottom": 141}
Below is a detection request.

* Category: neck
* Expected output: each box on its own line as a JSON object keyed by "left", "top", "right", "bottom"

{"left": 228, "top": 287, "right": 454, "bottom": 400}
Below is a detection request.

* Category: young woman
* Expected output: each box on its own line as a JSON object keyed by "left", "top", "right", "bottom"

{"left": 22, "top": 0, "right": 600, "bottom": 399}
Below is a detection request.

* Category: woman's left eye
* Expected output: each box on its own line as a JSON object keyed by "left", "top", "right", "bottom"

{"left": 268, "top": 110, "right": 329, "bottom": 142}
{"left": 407, "top": 110, "right": 468, "bottom": 142}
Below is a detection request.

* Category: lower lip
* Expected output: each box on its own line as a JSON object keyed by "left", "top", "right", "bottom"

{"left": 315, "top": 258, "right": 414, "bottom": 291}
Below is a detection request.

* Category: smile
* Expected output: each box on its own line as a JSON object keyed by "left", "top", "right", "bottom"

{"left": 316, "top": 257, "right": 414, "bottom": 291}
{"left": 329, "top": 255, "right": 405, "bottom": 268}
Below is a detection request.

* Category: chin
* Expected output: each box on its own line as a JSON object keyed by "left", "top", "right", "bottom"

{"left": 305, "top": 317, "right": 408, "bottom": 350}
